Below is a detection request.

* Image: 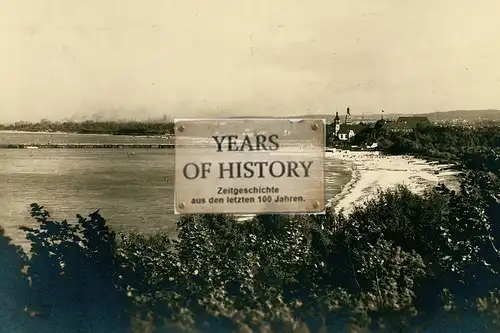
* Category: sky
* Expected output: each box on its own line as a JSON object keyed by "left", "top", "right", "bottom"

{"left": 1, "top": 0, "right": 500, "bottom": 123}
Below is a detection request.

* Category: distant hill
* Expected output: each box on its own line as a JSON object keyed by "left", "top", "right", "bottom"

{"left": 289, "top": 109, "right": 500, "bottom": 123}
{"left": 414, "top": 109, "right": 500, "bottom": 121}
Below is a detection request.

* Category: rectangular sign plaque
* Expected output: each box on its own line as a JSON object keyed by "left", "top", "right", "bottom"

{"left": 174, "top": 118, "right": 325, "bottom": 214}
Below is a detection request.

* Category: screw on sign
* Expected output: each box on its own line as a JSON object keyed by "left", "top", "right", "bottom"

{"left": 174, "top": 118, "right": 326, "bottom": 214}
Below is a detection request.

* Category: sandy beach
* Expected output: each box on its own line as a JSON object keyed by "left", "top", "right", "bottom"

{"left": 328, "top": 150, "right": 461, "bottom": 214}
{"left": 237, "top": 150, "right": 461, "bottom": 221}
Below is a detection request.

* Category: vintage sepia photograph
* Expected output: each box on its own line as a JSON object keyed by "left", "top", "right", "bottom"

{"left": 1, "top": 1, "right": 500, "bottom": 332}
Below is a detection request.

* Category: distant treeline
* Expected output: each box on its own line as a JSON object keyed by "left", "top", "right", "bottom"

{"left": 2, "top": 119, "right": 354, "bottom": 139}
{"left": 0, "top": 120, "right": 175, "bottom": 136}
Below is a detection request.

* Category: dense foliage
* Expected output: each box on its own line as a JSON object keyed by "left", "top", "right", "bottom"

{"left": 354, "top": 123, "right": 500, "bottom": 167}
{"left": 1, "top": 124, "right": 499, "bottom": 332}
{"left": 0, "top": 120, "right": 175, "bottom": 136}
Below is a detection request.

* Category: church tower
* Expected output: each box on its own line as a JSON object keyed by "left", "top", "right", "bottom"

{"left": 333, "top": 111, "right": 340, "bottom": 135}
{"left": 345, "top": 107, "right": 352, "bottom": 125}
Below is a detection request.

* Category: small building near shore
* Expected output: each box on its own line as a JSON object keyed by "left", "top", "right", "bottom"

{"left": 337, "top": 124, "right": 355, "bottom": 141}
{"left": 331, "top": 107, "right": 369, "bottom": 141}
{"left": 385, "top": 116, "right": 431, "bottom": 132}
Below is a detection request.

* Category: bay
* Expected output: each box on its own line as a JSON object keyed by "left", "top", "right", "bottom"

{"left": 0, "top": 131, "right": 350, "bottom": 246}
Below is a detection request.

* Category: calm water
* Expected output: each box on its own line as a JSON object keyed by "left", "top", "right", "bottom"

{"left": 0, "top": 131, "right": 349, "bottom": 246}
{"left": 0, "top": 130, "right": 173, "bottom": 145}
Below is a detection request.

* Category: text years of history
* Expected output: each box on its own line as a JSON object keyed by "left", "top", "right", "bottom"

{"left": 174, "top": 118, "right": 325, "bottom": 214}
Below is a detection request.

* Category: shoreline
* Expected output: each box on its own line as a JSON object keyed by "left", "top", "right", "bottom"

{"left": 0, "top": 130, "right": 101, "bottom": 135}
{"left": 328, "top": 150, "right": 461, "bottom": 214}
{"left": 0, "top": 143, "right": 174, "bottom": 149}
{"left": 326, "top": 160, "right": 361, "bottom": 210}
{"left": 0, "top": 130, "right": 170, "bottom": 138}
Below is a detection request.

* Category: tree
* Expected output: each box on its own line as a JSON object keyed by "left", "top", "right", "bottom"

{"left": 21, "top": 204, "right": 128, "bottom": 333}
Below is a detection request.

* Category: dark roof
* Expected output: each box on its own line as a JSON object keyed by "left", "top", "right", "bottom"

{"left": 352, "top": 123, "right": 370, "bottom": 134}
{"left": 374, "top": 119, "right": 386, "bottom": 129}
{"left": 382, "top": 116, "right": 430, "bottom": 130}
{"left": 337, "top": 124, "right": 351, "bottom": 134}
{"left": 385, "top": 122, "right": 419, "bottom": 130}
{"left": 337, "top": 123, "right": 369, "bottom": 135}
{"left": 396, "top": 116, "right": 430, "bottom": 124}
{"left": 385, "top": 122, "right": 407, "bottom": 130}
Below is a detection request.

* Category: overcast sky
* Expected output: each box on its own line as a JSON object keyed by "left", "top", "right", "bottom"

{"left": 1, "top": 0, "right": 499, "bottom": 122}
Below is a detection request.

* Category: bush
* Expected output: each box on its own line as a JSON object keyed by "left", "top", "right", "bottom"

{"left": 19, "top": 204, "right": 129, "bottom": 333}
{"left": 0, "top": 228, "right": 33, "bottom": 332}
{"left": 3, "top": 173, "right": 495, "bottom": 332}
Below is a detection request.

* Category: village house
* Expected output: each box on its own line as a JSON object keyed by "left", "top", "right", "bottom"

{"left": 329, "top": 109, "right": 431, "bottom": 142}
{"left": 384, "top": 116, "right": 431, "bottom": 132}
{"left": 331, "top": 107, "right": 369, "bottom": 141}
